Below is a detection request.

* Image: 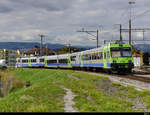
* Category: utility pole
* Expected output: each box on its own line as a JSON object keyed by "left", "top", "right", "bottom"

{"left": 20, "top": 45, "right": 24, "bottom": 57}
{"left": 46, "top": 43, "right": 48, "bottom": 56}
{"left": 68, "top": 44, "right": 71, "bottom": 53}
{"left": 96, "top": 29, "right": 99, "bottom": 48}
{"left": 39, "top": 34, "right": 45, "bottom": 56}
{"left": 77, "top": 28, "right": 99, "bottom": 48}
{"left": 120, "top": 24, "right": 122, "bottom": 42}
{"left": 128, "top": 0, "right": 135, "bottom": 45}
{"left": 129, "top": 19, "right": 132, "bottom": 45}
{"left": 115, "top": 24, "right": 123, "bottom": 42}
{"left": 22, "top": 46, "right": 24, "bottom": 57}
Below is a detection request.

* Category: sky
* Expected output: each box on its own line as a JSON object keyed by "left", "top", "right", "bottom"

{"left": 0, "top": 0, "right": 150, "bottom": 47}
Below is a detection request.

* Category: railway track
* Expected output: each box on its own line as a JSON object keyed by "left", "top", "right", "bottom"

{"left": 73, "top": 69, "right": 150, "bottom": 90}
{"left": 111, "top": 73, "right": 150, "bottom": 83}
{"left": 75, "top": 69, "right": 150, "bottom": 84}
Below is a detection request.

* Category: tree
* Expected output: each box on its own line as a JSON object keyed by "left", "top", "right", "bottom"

{"left": 59, "top": 46, "right": 80, "bottom": 53}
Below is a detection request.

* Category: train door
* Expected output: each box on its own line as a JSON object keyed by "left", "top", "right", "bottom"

{"left": 20, "top": 57, "right": 22, "bottom": 67}
{"left": 71, "top": 54, "right": 76, "bottom": 66}
{"left": 104, "top": 46, "right": 110, "bottom": 68}
{"left": 75, "top": 53, "right": 81, "bottom": 67}
{"left": 103, "top": 48, "right": 107, "bottom": 68}
{"left": 106, "top": 48, "right": 110, "bottom": 68}
{"left": 36, "top": 57, "right": 39, "bottom": 67}
{"left": 57, "top": 55, "right": 59, "bottom": 68}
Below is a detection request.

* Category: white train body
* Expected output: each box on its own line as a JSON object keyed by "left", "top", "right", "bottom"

{"left": 16, "top": 47, "right": 104, "bottom": 68}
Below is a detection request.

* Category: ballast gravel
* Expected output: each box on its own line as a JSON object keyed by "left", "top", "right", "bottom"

{"left": 79, "top": 71, "right": 150, "bottom": 91}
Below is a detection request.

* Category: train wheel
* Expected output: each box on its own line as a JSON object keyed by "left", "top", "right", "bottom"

{"left": 89, "top": 67, "right": 93, "bottom": 72}
{"left": 111, "top": 70, "right": 117, "bottom": 74}
{"left": 127, "top": 69, "right": 132, "bottom": 74}
{"left": 108, "top": 70, "right": 112, "bottom": 74}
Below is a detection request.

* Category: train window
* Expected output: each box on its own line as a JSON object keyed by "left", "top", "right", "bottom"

{"left": 92, "top": 53, "right": 96, "bottom": 60}
{"left": 111, "top": 47, "right": 131, "bottom": 57}
{"left": 40, "top": 59, "right": 44, "bottom": 62}
{"left": 91, "top": 53, "right": 103, "bottom": 60}
{"left": 97, "top": 53, "right": 100, "bottom": 59}
{"left": 22, "top": 59, "right": 28, "bottom": 63}
{"left": 99, "top": 52, "right": 103, "bottom": 59}
{"left": 122, "top": 51, "right": 132, "bottom": 57}
{"left": 31, "top": 59, "right": 36, "bottom": 63}
{"left": 83, "top": 54, "right": 91, "bottom": 60}
{"left": 71, "top": 56, "right": 76, "bottom": 61}
{"left": 47, "top": 60, "right": 57, "bottom": 64}
{"left": 111, "top": 48, "right": 121, "bottom": 58}
{"left": 59, "top": 59, "right": 68, "bottom": 64}
{"left": 18, "top": 59, "right": 20, "bottom": 63}
{"left": 111, "top": 51, "right": 121, "bottom": 57}
{"left": 95, "top": 53, "right": 99, "bottom": 59}
{"left": 122, "top": 48, "right": 132, "bottom": 57}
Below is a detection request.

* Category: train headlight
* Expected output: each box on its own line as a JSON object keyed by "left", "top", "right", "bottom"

{"left": 113, "top": 60, "right": 116, "bottom": 63}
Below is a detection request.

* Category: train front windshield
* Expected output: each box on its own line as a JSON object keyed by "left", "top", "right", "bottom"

{"left": 111, "top": 47, "right": 132, "bottom": 57}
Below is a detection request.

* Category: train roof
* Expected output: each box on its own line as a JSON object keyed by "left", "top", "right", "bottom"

{"left": 77, "top": 42, "right": 131, "bottom": 54}
{"left": 17, "top": 42, "right": 131, "bottom": 59}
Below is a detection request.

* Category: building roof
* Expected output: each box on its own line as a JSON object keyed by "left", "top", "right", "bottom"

{"left": 24, "top": 46, "right": 56, "bottom": 55}
{"left": 133, "top": 50, "right": 143, "bottom": 57}
{"left": 56, "top": 51, "right": 68, "bottom": 55}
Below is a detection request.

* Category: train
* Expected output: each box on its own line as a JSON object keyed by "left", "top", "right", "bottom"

{"left": 0, "top": 59, "right": 7, "bottom": 69}
{"left": 16, "top": 41, "right": 134, "bottom": 73}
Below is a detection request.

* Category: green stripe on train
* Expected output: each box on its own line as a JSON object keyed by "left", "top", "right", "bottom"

{"left": 81, "top": 52, "right": 83, "bottom": 67}
{"left": 103, "top": 46, "right": 107, "bottom": 68}
{"left": 68, "top": 54, "right": 71, "bottom": 68}
{"left": 45, "top": 56, "right": 47, "bottom": 67}
{"left": 28, "top": 56, "right": 31, "bottom": 67}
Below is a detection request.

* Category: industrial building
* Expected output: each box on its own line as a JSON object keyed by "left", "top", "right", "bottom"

{"left": 0, "top": 49, "right": 20, "bottom": 67}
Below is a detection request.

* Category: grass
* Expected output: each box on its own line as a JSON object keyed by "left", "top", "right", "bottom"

{"left": 0, "top": 69, "right": 24, "bottom": 97}
{"left": 0, "top": 69, "right": 11, "bottom": 82}
{"left": 0, "top": 68, "right": 149, "bottom": 112}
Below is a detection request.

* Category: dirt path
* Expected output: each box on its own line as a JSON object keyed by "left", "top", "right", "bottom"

{"left": 60, "top": 86, "right": 78, "bottom": 112}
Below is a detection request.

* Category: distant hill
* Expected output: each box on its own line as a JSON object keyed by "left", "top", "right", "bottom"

{"left": 0, "top": 42, "right": 94, "bottom": 51}
{"left": 0, "top": 42, "right": 150, "bottom": 53}
{"left": 0, "top": 42, "right": 68, "bottom": 50}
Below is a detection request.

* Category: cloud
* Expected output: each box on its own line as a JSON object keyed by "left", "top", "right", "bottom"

{"left": 8, "top": 0, "right": 74, "bottom": 12}
{"left": 0, "top": 0, "right": 149, "bottom": 46}
{"left": 0, "top": 5, "right": 13, "bottom": 13}
{"left": 0, "top": 0, "right": 14, "bottom": 13}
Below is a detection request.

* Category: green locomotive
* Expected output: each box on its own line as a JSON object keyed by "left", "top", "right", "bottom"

{"left": 103, "top": 42, "right": 134, "bottom": 73}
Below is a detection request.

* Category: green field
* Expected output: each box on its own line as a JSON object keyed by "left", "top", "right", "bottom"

{"left": 0, "top": 68, "right": 150, "bottom": 112}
